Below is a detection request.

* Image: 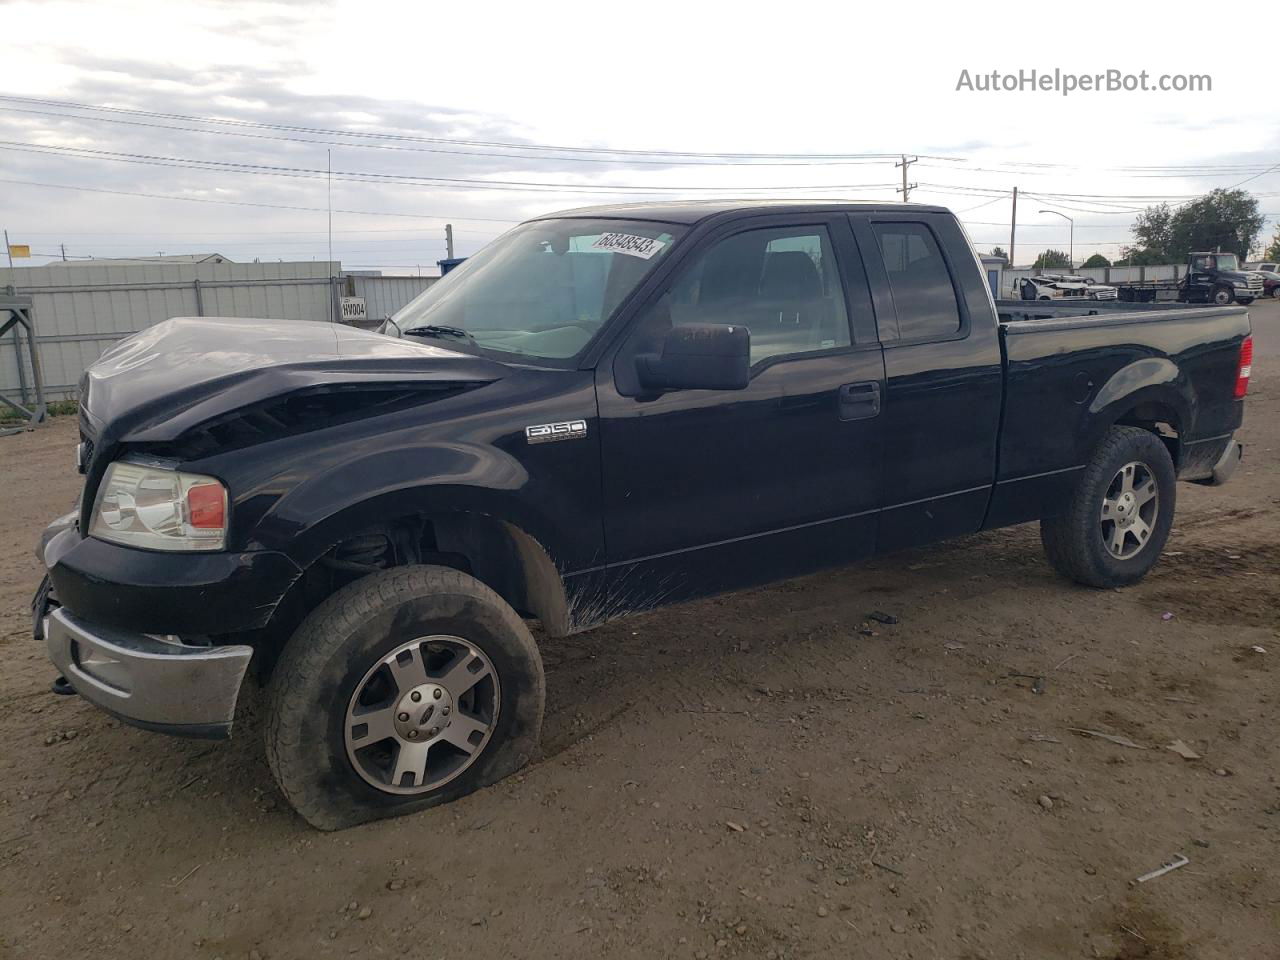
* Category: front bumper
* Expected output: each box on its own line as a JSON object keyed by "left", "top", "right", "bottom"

{"left": 44, "top": 606, "right": 252, "bottom": 738}
{"left": 43, "top": 525, "right": 300, "bottom": 636}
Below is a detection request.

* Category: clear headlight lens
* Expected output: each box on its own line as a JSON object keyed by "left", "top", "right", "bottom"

{"left": 89, "top": 462, "right": 227, "bottom": 552}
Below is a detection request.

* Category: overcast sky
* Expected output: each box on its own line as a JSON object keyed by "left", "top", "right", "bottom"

{"left": 0, "top": 0, "right": 1276, "bottom": 272}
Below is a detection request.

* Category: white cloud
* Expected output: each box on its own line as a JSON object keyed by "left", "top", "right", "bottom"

{"left": 0, "top": 0, "right": 1276, "bottom": 269}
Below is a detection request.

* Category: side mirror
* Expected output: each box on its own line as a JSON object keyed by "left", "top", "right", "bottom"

{"left": 635, "top": 323, "right": 750, "bottom": 392}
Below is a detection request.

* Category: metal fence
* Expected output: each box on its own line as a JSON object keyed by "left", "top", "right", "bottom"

{"left": 0, "top": 261, "right": 435, "bottom": 401}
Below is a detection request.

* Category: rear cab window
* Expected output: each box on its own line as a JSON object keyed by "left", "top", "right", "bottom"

{"left": 870, "top": 221, "right": 964, "bottom": 342}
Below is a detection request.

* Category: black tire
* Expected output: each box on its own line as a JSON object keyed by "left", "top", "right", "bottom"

{"left": 1236, "top": 297, "right": 1254, "bottom": 306}
{"left": 1040, "top": 426, "right": 1176, "bottom": 588}
{"left": 265, "top": 565, "right": 544, "bottom": 830}
{"left": 1271, "top": 287, "right": 1280, "bottom": 299}
{"left": 1211, "top": 286, "right": 1234, "bottom": 306}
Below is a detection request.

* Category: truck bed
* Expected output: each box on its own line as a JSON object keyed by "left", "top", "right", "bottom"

{"left": 981, "top": 299, "right": 1250, "bottom": 528}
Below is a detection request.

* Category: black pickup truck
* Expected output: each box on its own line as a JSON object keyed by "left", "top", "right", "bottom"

{"left": 32, "top": 201, "right": 1252, "bottom": 829}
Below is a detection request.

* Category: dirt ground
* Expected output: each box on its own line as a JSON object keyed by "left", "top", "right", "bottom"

{"left": 2, "top": 301, "right": 1277, "bottom": 960}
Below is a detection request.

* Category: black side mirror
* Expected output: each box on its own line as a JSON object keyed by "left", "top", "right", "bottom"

{"left": 635, "top": 323, "right": 750, "bottom": 392}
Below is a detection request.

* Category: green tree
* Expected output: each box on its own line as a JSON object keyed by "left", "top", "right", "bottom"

{"left": 1080, "top": 253, "right": 1111, "bottom": 268}
{"left": 1264, "top": 227, "right": 1280, "bottom": 262}
{"left": 1127, "top": 190, "right": 1265, "bottom": 264}
{"left": 1115, "top": 246, "right": 1172, "bottom": 267}
{"left": 1033, "top": 249, "right": 1071, "bottom": 269}
{"left": 990, "top": 246, "right": 1008, "bottom": 261}
{"left": 1130, "top": 203, "right": 1174, "bottom": 262}
{"left": 1167, "top": 189, "right": 1265, "bottom": 260}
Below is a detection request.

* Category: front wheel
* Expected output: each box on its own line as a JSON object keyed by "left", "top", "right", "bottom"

{"left": 1211, "top": 286, "right": 1234, "bottom": 306}
{"left": 265, "top": 566, "right": 544, "bottom": 830}
{"left": 1040, "top": 426, "right": 1176, "bottom": 588}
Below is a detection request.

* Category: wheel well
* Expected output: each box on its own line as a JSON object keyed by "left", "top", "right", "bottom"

{"left": 1114, "top": 402, "right": 1182, "bottom": 467}
{"left": 246, "top": 512, "right": 569, "bottom": 682}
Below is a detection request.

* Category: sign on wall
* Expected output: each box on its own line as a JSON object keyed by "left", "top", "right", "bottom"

{"left": 339, "top": 296, "right": 367, "bottom": 323}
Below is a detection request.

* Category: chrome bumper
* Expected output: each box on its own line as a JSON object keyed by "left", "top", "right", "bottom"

{"left": 45, "top": 607, "right": 253, "bottom": 739}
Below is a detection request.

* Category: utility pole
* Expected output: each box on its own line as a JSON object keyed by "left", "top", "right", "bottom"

{"left": 1009, "top": 187, "right": 1018, "bottom": 269}
{"left": 327, "top": 149, "right": 333, "bottom": 271}
{"left": 895, "top": 155, "right": 917, "bottom": 202}
{"left": 445, "top": 223, "right": 455, "bottom": 259}
{"left": 3, "top": 229, "right": 12, "bottom": 269}
{"left": 60, "top": 243, "right": 67, "bottom": 261}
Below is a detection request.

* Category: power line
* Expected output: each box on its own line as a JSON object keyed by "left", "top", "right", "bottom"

{"left": 0, "top": 139, "right": 903, "bottom": 194}
{"left": 0, "top": 94, "right": 959, "bottom": 163}
{"left": 0, "top": 176, "right": 521, "bottom": 222}
{"left": 0, "top": 104, "right": 910, "bottom": 169}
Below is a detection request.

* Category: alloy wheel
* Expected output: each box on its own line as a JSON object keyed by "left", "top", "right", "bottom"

{"left": 344, "top": 635, "right": 499, "bottom": 795}
{"left": 1099, "top": 461, "right": 1159, "bottom": 560}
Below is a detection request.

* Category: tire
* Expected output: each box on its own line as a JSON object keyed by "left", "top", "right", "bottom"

{"left": 1235, "top": 297, "right": 1254, "bottom": 306}
{"left": 1271, "top": 287, "right": 1280, "bottom": 299}
{"left": 1211, "top": 286, "right": 1234, "bottom": 306}
{"left": 1038, "top": 295, "right": 1052, "bottom": 301}
{"left": 1040, "top": 426, "right": 1176, "bottom": 588}
{"left": 265, "top": 565, "right": 544, "bottom": 830}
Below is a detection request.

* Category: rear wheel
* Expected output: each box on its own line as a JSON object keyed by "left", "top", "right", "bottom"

{"left": 265, "top": 565, "right": 544, "bottom": 830}
{"left": 1041, "top": 426, "right": 1176, "bottom": 588}
{"left": 1272, "top": 287, "right": 1280, "bottom": 299}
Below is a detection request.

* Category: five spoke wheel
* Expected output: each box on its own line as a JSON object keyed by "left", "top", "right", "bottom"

{"left": 344, "top": 636, "right": 500, "bottom": 795}
{"left": 1099, "top": 460, "right": 1158, "bottom": 560}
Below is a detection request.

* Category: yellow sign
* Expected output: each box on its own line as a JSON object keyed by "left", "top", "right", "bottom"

{"left": 7, "top": 244, "right": 30, "bottom": 258}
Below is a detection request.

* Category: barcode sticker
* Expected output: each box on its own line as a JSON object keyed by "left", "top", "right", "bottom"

{"left": 590, "top": 233, "right": 666, "bottom": 260}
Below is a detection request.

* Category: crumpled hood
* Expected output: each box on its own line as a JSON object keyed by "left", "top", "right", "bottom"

{"left": 80, "top": 316, "right": 507, "bottom": 444}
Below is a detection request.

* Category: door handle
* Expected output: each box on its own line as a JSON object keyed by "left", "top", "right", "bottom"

{"left": 838, "top": 381, "right": 881, "bottom": 421}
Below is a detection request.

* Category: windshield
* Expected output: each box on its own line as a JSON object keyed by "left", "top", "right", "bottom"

{"left": 1215, "top": 254, "right": 1240, "bottom": 271}
{"left": 393, "top": 217, "right": 684, "bottom": 361}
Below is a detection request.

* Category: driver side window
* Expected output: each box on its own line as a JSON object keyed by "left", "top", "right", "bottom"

{"left": 639, "top": 224, "right": 852, "bottom": 367}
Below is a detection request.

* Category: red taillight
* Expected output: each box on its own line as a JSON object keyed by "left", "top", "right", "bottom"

{"left": 186, "top": 483, "right": 226, "bottom": 530}
{"left": 1234, "top": 335, "right": 1253, "bottom": 399}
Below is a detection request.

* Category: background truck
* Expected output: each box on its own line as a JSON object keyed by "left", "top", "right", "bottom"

{"left": 1116, "top": 252, "right": 1264, "bottom": 305}
{"left": 32, "top": 200, "right": 1253, "bottom": 829}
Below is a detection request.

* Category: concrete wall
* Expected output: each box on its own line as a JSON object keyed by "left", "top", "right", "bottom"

{"left": 0, "top": 262, "right": 436, "bottom": 402}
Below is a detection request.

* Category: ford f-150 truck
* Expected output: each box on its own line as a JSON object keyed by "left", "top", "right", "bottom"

{"left": 31, "top": 201, "right": 1253, "bottom": 830}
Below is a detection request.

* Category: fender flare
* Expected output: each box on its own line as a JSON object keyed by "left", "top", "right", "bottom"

{"left": 1083, "top": 357, "right": 1193, "bottom": 463}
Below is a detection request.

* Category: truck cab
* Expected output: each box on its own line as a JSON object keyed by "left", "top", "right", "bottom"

{"left": 1182, "top": 252, "right": 1264, "bottom": 305}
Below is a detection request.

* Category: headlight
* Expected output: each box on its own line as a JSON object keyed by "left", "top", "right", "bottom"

{"left": 89, "top": 462, "right": 227, "bottom": 552}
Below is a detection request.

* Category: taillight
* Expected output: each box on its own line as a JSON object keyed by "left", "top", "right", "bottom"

{"left": 1234, "top": 335, "right": 1253, "bottom": 399}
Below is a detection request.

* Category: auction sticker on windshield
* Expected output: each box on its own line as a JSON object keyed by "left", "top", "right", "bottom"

{"left": 591, "top": 233, "right": 666, "bottom": 259}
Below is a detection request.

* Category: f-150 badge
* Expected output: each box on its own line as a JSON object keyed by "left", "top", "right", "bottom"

{"left": 525, "top": 420, "right": 588, "bottom": 444}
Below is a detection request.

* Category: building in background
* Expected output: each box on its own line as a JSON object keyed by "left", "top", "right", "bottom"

{"left": 980, "top": 255, "right": 1006, "bottom": 300}
{"left": 0, "top": 256, "right": 436, "bottom": 401}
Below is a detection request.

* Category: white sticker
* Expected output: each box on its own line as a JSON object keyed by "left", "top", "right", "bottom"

{"left": 590, "top": 232, "right": 666, "bottom": 260}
